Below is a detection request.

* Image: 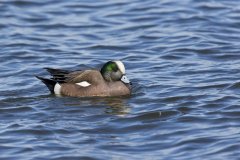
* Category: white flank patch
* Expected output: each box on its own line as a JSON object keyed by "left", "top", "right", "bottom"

{"left": 114, "top": 60, "right": 125, "bottom": 74}
{"left": 76, "top": 81, "right": 91, "bottom": 87}
{"left": 54, "top": 83, "right": 61, "bottom": 95}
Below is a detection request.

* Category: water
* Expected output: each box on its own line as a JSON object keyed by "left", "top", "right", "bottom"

{"left": 1, "top": 0, "right": 240, "bottom": 159}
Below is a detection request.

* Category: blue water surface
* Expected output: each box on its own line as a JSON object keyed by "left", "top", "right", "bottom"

{"left": 1, "top": 0, "right": 240, "bottom": 159}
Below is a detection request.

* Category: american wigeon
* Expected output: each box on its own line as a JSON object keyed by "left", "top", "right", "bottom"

{"left": 36, "top": 60, "right": 132, "bottom": 97}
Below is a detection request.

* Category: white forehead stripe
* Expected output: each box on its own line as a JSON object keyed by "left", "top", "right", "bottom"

{"left": 114, "top": 60, "right": 125, "bottom": 74}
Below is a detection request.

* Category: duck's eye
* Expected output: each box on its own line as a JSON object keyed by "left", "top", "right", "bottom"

{"left": 112, "top": 65, "right": 118, "bottom": 72}
{"left": 113, "top": 68, "right": 118, "bottom": 72}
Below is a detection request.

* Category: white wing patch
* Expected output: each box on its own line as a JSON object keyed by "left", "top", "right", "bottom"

{"left": 76, "top": 81, "right": 91, "bottom": 87}
{"left": 54, "top": 83, "right": 61, "bottom": 95}
{"left": 114, "top": 60, "right": 125, "bottom": 74}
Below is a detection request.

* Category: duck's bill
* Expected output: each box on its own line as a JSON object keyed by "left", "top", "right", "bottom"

{"left": 121, "top": 75, "right": 131, "bottom": 84}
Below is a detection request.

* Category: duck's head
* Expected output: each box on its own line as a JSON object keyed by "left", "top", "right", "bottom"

{"left": 100, "top": 60, "right": 131, "bottom": 85}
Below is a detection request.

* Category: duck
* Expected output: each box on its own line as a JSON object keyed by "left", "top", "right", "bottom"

{"left": 36, "top": 60, "right": 132, "bottom": 97}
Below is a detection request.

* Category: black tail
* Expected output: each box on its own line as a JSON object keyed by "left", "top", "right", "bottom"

{"left": 44, "top": 67, "right": 69, "bottom": 76}
{"left": 36, "top": 76, "right": 57, "bottom": 94}
{"left": 44, "top": 68, "right": 70, "bottom": 83}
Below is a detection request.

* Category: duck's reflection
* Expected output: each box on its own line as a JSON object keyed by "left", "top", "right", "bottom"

{"left": 88, "top": 97, "right": 131, "bottom": 116}
{"left": 103, "top": 97, "right": 131, "bottom": 116}
{"left": 63, "top": 96, "right": 131, "bottom": 116}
